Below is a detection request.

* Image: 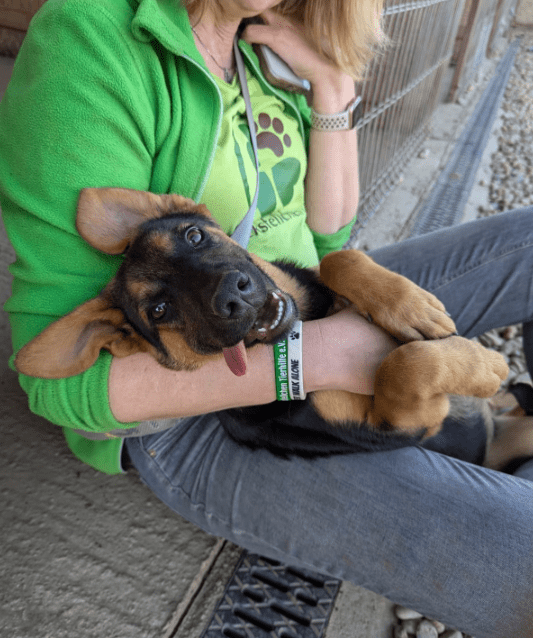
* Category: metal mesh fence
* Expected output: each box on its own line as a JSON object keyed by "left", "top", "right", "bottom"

{"left": 354, "top": 0, "right": 466, "bottom": 236}
{"left": 2, "top": 0, "right": 506, "bottom": 242}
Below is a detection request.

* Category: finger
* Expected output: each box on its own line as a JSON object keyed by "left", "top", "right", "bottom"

{"left": 242, "top": 23, "right": 291, "bottom": 55}
{"left": 242, "top": 23, "right": 275, "bottom": 46}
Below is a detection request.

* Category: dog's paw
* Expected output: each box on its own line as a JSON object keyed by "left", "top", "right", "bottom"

{"left": 369, "top": 337, "right": 508, "bottom": 434}
{"left": 319, "top": 250, "right": 456, "bottom": 343}
{"left": 369, "top": 284, "right": 457, "bottom": 343}
{"left": 425, "top": 336, "right": 509, "bottom": 399}
{"left": 468, "top": 345, "right": 509, "bottom": 398}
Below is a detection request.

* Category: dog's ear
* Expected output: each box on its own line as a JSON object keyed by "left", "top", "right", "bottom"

{"left": 76, "top": 188, "right": 212, "bottom": 254}
{"left": 14, "top": 296, "right": 149, "bottom": 379}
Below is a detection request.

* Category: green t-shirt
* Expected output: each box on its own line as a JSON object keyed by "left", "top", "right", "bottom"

{"left": 202, "top": 71, "right": 319, "bottom": 267}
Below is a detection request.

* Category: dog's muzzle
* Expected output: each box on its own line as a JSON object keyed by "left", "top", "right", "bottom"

{"left": 212, "top": 270, "right": 262, "bottom": 320}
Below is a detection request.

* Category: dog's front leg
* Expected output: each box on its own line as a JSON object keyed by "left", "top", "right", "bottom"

{"left": 367, "top": 336, "right": 508, "bottom": 435}
{"left": 320, "top": 250, "right": 456, "bottom": 342}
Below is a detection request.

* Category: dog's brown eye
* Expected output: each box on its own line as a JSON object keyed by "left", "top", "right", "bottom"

{"left": 150, "top": 302, "right": 168, "bottom": 321}
{"left": 185, "top": 226, "right": 203, "bottom": 247}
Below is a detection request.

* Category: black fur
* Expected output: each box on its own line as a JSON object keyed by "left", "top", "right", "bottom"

{"left": 221, "top": 399, "right": 488, "bottom": 463}
{"left": 270, "top": 260, "right": 336, "bottom": 322}
{"left": 509, "top": 383, "right": 533, "bottom": 416}
{"left": 219, "top": 266, "right": 489, "bottom": 464}
{"left": 108, "top": 212, "right": 490, "bottom": 463}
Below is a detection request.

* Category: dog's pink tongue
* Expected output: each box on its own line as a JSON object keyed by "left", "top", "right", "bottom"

{"left": 223, "top": 341, "right": 247, "bottom": 376}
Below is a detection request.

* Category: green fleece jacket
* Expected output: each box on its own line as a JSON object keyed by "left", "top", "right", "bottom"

{"left": 0, "top": 0, "right": 355, "bottom": 474}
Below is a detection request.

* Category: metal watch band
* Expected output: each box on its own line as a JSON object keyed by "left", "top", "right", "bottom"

{"left": 310, "top": 95, "right": 362, "bottom": 132}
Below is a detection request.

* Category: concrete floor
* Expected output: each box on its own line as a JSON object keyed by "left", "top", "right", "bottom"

{"left": 0, "top": 37, "right": 508, "bottom": 638}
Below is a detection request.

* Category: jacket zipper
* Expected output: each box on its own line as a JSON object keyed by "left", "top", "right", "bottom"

{"left": 179, "top": 54, "right": 224, "bottom": 203}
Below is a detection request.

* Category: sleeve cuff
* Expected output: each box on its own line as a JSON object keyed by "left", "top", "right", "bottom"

{"left": 310, "top": 216, "right": 357, "bottom": 260}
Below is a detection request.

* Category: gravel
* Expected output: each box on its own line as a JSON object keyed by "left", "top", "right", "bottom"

{"left": 389, "top": 32, "right": 533, "bottom": 638}
{"left": 480, "top": 41, "right": 533, "bottom": 215}
{"left": 474, "top": 30, "right": 533, "bottom": 392}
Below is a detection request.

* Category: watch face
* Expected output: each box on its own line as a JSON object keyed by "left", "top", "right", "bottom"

{"left": 350, "top": 96, "right": 363, "bottom": 127}
{"left": 353, "top": 97, "right": 363, "bottom": 121}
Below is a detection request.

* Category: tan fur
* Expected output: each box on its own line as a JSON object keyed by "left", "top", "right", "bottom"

{"left": 150, "top": 231, "right": 175, "bottom": 254}
{"left": 127, "top": 279, "right": 160, "bottom": 299}
{"left": 250, "top": 254, "right": 312, "bottom": 319}
{"left": 76, "top": 188, "right": 212, "bottom": 254}
{"left": 16, "top": 187, "right": 509, "bottom": 443}
{"left": 157, "top": 328, "right": 220, "bottom": 371}
{"left": 311, "top": 391, "right": 373, "bottom": 425}
{"left": 14, "top": 295, "right": 152, "bottom": 378}
{"left": 317, "top": 252, "right": 509, "bottom": 434}
{"left": 320, "top": 250, "right": 456, "bottom": 342}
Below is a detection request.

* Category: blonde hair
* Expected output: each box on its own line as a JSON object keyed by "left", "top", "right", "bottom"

{"left": 184, "top": 0, "right": 386, "bottom": 80}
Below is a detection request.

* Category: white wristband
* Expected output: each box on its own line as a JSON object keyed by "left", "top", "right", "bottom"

{"left": 287, "top": 320, "right": 306, "bottom": 400}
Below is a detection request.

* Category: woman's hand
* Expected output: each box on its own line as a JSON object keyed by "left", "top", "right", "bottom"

{"left": 244, "top": 9, "right": 360, "bottom": 234}
{"left": 303, "top": 308, "right": 398, "bottom": 396}
{"left": 242, "top": 10, "right": 355, "bottom": 112}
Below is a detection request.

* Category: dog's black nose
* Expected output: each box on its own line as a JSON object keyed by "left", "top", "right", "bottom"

{"left": 213, "top": 271, "right": 258, "bottom": 319}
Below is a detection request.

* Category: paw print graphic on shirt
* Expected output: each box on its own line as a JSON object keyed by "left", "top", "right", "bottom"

{"left": 238, "top": 113, "right": 301, "bottom": 217}
{"left": 256, "top": 113, "right": 292, "bottom": 157}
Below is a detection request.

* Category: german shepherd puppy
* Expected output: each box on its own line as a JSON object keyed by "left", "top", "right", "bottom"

{"left": 15, "top": 188, "right": 509, "bottom": 464}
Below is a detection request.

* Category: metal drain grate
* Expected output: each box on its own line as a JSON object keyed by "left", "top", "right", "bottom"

{"left": 200, "top": 553, "right": 341, "bottom": 638}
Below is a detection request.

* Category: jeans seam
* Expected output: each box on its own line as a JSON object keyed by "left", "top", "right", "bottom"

{"left": 134, "top": 433, "right": 240, "bottom": 527}
{"left": 429, "top": 238, "right": 533, "bottom": 294}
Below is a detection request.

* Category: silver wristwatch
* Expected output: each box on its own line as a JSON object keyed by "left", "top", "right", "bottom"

{"left": 310, "top": 95, "right": 363, "bottom": 132}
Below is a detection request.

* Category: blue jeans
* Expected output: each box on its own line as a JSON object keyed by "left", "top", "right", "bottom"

{"left": 125, "top": 208, "right": 533, "bottom": 638}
